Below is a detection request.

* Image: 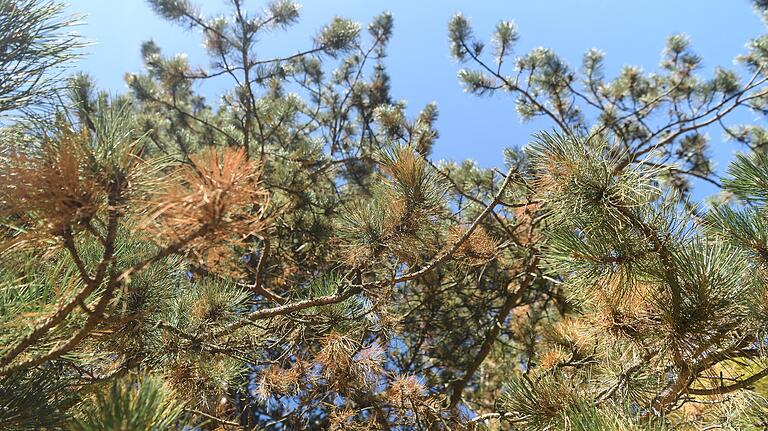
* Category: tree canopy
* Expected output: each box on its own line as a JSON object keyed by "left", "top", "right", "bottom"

{"left": 3, "top": 1, "right": 768, "bottom": 430}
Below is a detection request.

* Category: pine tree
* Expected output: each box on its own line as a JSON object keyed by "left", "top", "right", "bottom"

{"left": 0, "top": 0, "right": 83, "bottom": 116}
{"left": 3, "top": 1, "right": 768, "bottom": 430}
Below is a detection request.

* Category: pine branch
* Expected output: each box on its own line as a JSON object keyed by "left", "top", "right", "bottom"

{"left": 687, "top": 367, "right": 768, "bottom": 396}
{"left": 363, "top": 166, "right": 519, "bottom": 287}
{"left": 0, "top": 201, "right": 121, "bottom": 376}
{"left": 449, "top": 275, "right": 529, "bottom": 408}
{"left": 0, "top": 206, "right": 120, "bottom": 372}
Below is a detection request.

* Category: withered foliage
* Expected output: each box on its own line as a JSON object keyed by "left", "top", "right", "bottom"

{"left": 0, "top": 125, "right": 104, "bottom": 249}
{"left": 450, "top": 225, "right": 498, "bottom": 267}
{"left": 313, "top": 332, "right": 383, "bottom": 392}
{"left": 139, "top": 146, "right": 269, "bottom": 274}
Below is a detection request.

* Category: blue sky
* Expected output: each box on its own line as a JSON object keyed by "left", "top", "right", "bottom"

{"left": 66, "top": 0, "right": 765, "bottom": 194}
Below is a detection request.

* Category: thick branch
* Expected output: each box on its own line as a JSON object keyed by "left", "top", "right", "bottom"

{"left": 449, "top": 279, "right": 527, "bottom": 408}
{"left": 688, "top": 367, "right": 768, "bottom": 396}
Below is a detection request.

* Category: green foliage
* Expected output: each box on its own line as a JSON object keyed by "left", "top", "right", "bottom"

{"left": 498, "top": 374, "right": 581, "bottom": 430}
{"left": 526, "top": 132, "right": 663, "bottom": 223}
{"left": 0, "top": 368, "right": 78, "bottom": 430}
{"left": 0, "top": 0, "right": 84, "bottom": 114}
{"left": 562, "top": 403, "right": 668, "bottom": 431}
{"left": 448, "top": 9, "right": 768, "bottom": 196}
{"left": 706, "top": 205, "right": 768, "bottom": 265}
{"left": 724, "top": 151, "right": 768, "bottom": 202}
{"left": 316, "top": 17, "right": 360, "bottom": 55}
{"left": 68, "top": 376, "right": 186, "bottom": 431}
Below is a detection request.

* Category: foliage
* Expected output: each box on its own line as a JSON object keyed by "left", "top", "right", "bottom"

{"left": 0, "top": 0, "right": 83, "bottom": 115}
{"left": 3, "top": 0, "right": 768, "bottom": 430}
{"left": 68, "top": 376, "right": 186, "bottom": 431}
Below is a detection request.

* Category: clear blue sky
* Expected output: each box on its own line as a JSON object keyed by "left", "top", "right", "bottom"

{"left": 65, "top": 0, "right": 765, "bottom": 192}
